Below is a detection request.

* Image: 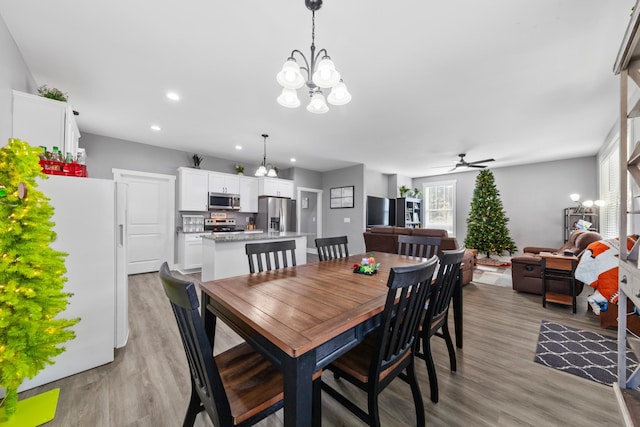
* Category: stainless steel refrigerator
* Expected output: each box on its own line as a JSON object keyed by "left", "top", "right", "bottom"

{"left": 257, "top": 196, "right": 297, "bottom": 232}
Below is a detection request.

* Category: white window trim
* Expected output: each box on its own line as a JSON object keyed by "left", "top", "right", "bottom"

{"left": 422, "top": 180, "right": 457, "bottom": 237}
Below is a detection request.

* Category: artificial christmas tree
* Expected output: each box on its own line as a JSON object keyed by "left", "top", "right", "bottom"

{"left": 0, "top": 138, "right": 78, "bottom": 420}
{"left": 464, "top": 169, "right": 517, "bottom": 257}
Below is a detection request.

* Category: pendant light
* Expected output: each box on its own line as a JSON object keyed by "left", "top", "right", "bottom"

{"left": 276, "top": 0, "right": 351, "bottom": 114}
{"left": 255, "top": 134, "right": 277, "bottom": 177}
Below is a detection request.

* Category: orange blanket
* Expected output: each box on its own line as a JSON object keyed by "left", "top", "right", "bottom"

{"left": 575, "top": 235, "right": 638, "bottom": 305}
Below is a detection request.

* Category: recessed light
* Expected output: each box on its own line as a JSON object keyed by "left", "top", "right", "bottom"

{"left": 290, "top": 158, "right": 296, "bottom": 162}
{"left": 150, "top": 125, "right": 161, "bottom": 131}
{"left": 235, "top": 145, "right": 242, "bottom": 150}
{"left": 166, "top": 92, "right": 180, "bottom": 101}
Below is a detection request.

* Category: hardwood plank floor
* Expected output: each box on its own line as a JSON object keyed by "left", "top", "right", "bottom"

{"left": 21, "top": 266, "right": 622, "bottom": 426}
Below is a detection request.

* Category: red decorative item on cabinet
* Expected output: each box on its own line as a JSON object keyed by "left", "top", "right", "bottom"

{"left": 39, "top": 159, "right": 87, "bottom": 177}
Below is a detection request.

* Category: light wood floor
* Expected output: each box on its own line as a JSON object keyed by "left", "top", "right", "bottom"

{"left": 22, "top": 265, "right": 622, "bottom": 426}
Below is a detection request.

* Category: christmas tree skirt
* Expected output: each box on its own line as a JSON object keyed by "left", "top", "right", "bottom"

{"left": 0, "top": 388, "right": 59, "bottom": 426}
{"left": 476, "top": 257, "right": 511, "bottom": 267}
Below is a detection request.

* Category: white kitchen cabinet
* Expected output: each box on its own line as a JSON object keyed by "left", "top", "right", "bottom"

{"left": 177, "top": 232, "right": 208, "bottom": 271}
{"left": 239, "top": 176, "right": 258, "bottom": 213}
{"left": 208, "top": 172, "right": 240, "bottom": 194}
{"left": 178, "top": 167, "right": 209, "bottom": 211}
{"left": 12, "top": 90, "right": 80, "bottom": 158}
{"left": 258, "top": 177, "right": 294, "bottom": 198}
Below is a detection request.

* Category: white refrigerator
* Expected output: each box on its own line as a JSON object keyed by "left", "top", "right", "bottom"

{"left": 16, "top": 175, "right": 128, "bottom": 392}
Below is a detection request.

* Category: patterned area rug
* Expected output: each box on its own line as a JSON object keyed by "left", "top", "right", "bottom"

{"left": 534, "top": 320, "right": 639, "bottom": 386}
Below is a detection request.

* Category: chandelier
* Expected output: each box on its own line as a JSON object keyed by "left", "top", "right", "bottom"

{"left": 255, "top": 134, "right": 277, "bottom": 177}
{"left": 276, "top": 0, "right": 351, "bottom": 114}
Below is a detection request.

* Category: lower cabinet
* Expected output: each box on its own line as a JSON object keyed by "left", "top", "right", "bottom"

{"left": 178, "top": 233, "right": 207, "bottom": 271}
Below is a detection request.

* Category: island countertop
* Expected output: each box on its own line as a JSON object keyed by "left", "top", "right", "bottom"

{"left": 203, "top": 231, "right": 311, "bottom": 243}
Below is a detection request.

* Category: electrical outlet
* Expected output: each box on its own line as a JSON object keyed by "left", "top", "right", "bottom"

{"left": 344, "top": 217, "right": 350, "bottom": 223}
{"left": 246, "top": 217, "right": 250, "bottom": 222}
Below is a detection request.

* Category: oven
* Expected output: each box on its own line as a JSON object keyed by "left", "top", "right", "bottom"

{"left": 204, "top": 218, "right": 238, "bottom": 233}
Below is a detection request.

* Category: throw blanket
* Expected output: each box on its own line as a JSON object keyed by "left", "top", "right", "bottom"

{"left": 575, "top": 235, "right": 638, "bottom": 312}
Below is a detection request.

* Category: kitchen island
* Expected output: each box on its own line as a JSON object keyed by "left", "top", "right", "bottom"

{"left": 201, "top": 231, "right": 308, "bottom": 282}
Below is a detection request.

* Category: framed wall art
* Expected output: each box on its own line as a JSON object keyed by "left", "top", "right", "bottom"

{"left": 330, "top": 185, "right": 354, "bottom": 209}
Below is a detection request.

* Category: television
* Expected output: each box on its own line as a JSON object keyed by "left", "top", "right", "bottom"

{"left": 367, "top": 196, "right": 395, "bottom": 227}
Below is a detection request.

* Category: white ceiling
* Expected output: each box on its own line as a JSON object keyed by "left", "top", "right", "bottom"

{"left": 0, "top": 1, "right": 633, "bottom": 177}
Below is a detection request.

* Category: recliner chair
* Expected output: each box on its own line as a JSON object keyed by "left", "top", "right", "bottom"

{"left": 510, "top": 230, "right": 602, "bottom": 295}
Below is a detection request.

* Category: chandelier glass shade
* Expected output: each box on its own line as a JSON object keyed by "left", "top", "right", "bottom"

{"left": 255, "top": 134, "right": 277, "bottom": 177}
{"left": 276, "top": 0, "right": 351, "bottom": 114}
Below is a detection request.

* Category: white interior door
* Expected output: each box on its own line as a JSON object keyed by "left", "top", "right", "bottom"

{"left": 113, "top": 169, "right": 176, "bottom": 274}
{"left": 297, "top": 187, "right": 323, "bottom": 253}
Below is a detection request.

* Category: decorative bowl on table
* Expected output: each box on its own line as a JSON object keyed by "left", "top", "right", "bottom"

{"left": 353, "top": 255, "right": 380, "bottom": 275}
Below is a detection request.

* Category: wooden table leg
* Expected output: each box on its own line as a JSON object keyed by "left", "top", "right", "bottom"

{"left": 282, "top": 351, "right": 316, "bottom": 427}
{"left": 453, "top": 271, "right": 463, "bottom": 348}
{"left": 201, "top": 292, "right": 217, "bottom": 341}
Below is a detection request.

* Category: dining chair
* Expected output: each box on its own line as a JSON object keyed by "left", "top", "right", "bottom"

{"left": 321, "top": 256, "right": 439, "bottom": 427}
{"left": 158, "top": 262, "right": 321, "bottom": 427}
{"left": 315, "top": 235, "right": 349, "bottom": 261}
{"left": 415, "top": 247, "right": 465, "bottom": 403}
{"left": 397, "top": 235, "right": 441, "bottom": 259}
{"left": 245, "top": 240, "right": 296, "bottom": 273}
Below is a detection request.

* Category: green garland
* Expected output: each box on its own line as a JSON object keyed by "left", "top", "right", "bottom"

{"left": 0, "top": 139, "right": 79, "bottom": 418}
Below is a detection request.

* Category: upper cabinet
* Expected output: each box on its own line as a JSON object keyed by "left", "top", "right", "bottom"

{"left": 208, "top": 172, "right": 240, "bottom": 194}
{"left": 258, "top": 177, "right": 294, "bottom": 198}
{"left": 239, "top": 176, "right": 259, "bottom": 213}
{"left": 178, "top": 167, "right": 209, "bottom": 211}
{"left": 12, "top": 90, "right": 80, "bottom": 158}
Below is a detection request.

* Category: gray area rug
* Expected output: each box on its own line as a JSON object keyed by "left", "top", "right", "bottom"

{"left": 534, "top": 320, "right": 638, "bottom": 386}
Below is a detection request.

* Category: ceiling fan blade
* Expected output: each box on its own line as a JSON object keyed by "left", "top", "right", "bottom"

{"left": 468, "top": 158, "right": 495, "bottom": 165}
{"left": 468, "top": 164, "right": 486, "bottom": 168}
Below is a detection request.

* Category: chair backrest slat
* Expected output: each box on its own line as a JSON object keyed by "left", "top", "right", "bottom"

{"left": 397, "top": 235, "right": 441, "bottom": 259}
{"left": 371, "top": 256, "right": 439, "bottom": 378}
{"left": 159, "top": 262, "right": 231, "bottom": 426}
{"left": 315, "top": 236, "right": 349, "bottom": 261}
{"left": 246, "top": 240, "right": 297, "bottom": 273}
{"left": 424, "top": 247, "right": 465, "bottom": 333}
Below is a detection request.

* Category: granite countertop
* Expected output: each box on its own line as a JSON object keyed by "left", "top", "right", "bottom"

{"left": 203, "top": 231, "right": 310, "bottom": 242}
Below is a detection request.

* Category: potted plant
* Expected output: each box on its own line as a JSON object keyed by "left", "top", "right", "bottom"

{"left": 235, "top": 164, "right": 245, "bottom": 175}
{"left": 37, "top": 85, "right": 68, "bottom": 102}
{"left": 399, "top": 185, "right": 410, "bottom": 197}
{"left": 412, "top": 188, "right": 422, "bottom": 198}
{"left": 192, "top": 154, "right": 203, "bottom": 169}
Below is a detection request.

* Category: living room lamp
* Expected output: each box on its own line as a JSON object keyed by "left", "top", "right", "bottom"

{"left": 276, "top": 0, "right": 351, "bottom": 114}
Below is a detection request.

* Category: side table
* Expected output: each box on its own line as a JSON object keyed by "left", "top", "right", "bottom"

{"left": 539, "top": 251, "right": 579, "bottom": 313}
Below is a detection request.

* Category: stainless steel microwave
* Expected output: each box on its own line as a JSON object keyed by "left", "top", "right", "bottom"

{"left": 208, "top": 192, "right": 240, "bottom": 210}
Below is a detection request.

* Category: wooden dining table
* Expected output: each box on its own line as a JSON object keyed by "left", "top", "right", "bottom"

{"left": 199, "top": 251, "right": 463, "bottom": 427}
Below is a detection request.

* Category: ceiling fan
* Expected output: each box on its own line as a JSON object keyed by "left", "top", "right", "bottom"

{"left": 448, "top": 153, "right": 495, "bottom": 171}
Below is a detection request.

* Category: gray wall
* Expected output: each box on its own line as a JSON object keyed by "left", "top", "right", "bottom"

{"left": 0, "top": 13, "right": 36, "bottom": 145}
{"left": 81, "top": 133, "right": 263, "bottom": 179}
{"left": 364, "top": 168, "right": 389, "bottom": 198}
{"left": 413, "top": 156, "right": 597, "bottom": 254}
{"left": 289, "top": 167, "right": 322, "bottom": 192}
{"left": 323, "top": 164, "right": 366, "bottom": 254}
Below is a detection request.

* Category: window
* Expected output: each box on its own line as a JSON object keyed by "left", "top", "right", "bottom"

{"left": 599, "top": 143, "right": 619, "bottom": 239}
{"left": 422, "top": 180, "right": 456, "bottom": 236}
